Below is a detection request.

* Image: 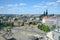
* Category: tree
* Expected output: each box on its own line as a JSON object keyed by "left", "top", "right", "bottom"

{"left": 29, "top": 22, "right": 37, "bottom": 25}
{"left": 11, "top": 22, "right": 14, "bottom": 27}
{"left": 1, "top": 22, "right": 14, "bottom": 27}
{"left": 32, "top": 22, "right": 36, "bottom": 25}
{"left": 38, "top": 24, "right": 50, "bottom": 32}
{"left": 21, "top": 22, "right": 24, "bottom": 26}
{"left": 0, "top": 22, "right": 14, "bottom": 30}
{"left": 51, "top": 24, "right": 56, "bottom": 30}
{"left": 0, "top": 20, "right": 2, "bottom": 25}
{"left": 29, "top": 22, "right": 32, "bottom": 26}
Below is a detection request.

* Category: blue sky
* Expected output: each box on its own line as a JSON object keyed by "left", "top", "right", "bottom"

{"left": 0, "top": 0, "right": 60, "bottom": 14}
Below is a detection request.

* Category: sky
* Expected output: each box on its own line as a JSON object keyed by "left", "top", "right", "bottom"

{"left": 0, "top": 0, "right": 60, "bottom": 14}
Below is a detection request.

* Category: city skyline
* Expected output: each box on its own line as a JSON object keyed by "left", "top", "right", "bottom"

{"left": 0, "top": 0, "right": 60, "bottom": 14}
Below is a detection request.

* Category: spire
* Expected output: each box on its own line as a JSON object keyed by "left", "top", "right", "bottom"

{"left": 46, "top": 9, "right": 48, "bottom": 16}
{"left": 43, "top": 9, "right": 48, "bottom": 16}
{"left": 44, "top": 11, "right": 46, "bottom": 16}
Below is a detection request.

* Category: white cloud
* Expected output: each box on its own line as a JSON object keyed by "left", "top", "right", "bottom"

{"left": 0, "top": 6, "right": 4, "bottom": 8}
{"left": 33, "top": 5, "right": 47, "bottom": 8}
{"left": 57, "top": 0, "right": 60, "bottom": 2}
{"left": 46, "top": 2, "right": 58, "bottom": 6}
{"left": 7, "top": 4, "right": 18, "bottom": 7}
{"left": 7, "top": 3, "right": 27, "bottom": 7}
{"left": 7, "top": 4, "right": 13, "bottom": 7}
{"left": 19, "top": 3, "right": 27, "bottom": 6}
{"left": 14, "top": 4, "right": 18, "bottom": 6}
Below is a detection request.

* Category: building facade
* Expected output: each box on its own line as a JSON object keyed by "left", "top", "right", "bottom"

{"left": 42, "top": 16, "right": 60, "bottom": 27}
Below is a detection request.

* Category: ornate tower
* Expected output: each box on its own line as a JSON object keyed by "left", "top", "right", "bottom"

{"left": 43, "top": 10, "right": 48, "bottom": 16}
{"left": 45, "top": 10, "right": 48, "bottom": 16}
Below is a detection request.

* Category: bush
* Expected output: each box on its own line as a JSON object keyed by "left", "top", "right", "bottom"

{"left": 38, "top": 24, "right": 50, "bottom": 32}
{"left": 29, "top": 22, "right": 36, "bottom": 25}
{"left": 32, "top": 22, "right": 36, "bottom": 25}
{"left": 0, "top": 22, "right": 14, "bottom": 27}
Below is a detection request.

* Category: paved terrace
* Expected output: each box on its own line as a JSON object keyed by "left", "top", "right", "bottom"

{"left": 0, "top": 26, "right": 46, "bottom": 40}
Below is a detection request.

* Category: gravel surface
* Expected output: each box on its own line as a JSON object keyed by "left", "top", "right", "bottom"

{"left": 0, "top": 26, "right": 46, "bottom": 40}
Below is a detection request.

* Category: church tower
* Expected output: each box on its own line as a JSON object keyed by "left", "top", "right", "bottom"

{"left": 43, "top": 9, "right": 48, "bottom": 16}
{"left": 45, "top": 10, "right": 48, "bottom": 16}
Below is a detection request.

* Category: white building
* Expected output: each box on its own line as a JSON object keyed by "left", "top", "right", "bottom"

{"left": 46, "top": 18, "right": 60, "bottom": 40}
{"left": 42, "top": 16, "right": 60, "bottom": 27}
{"left": 47, "top": 28, "right": 60, "bottom": 40}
